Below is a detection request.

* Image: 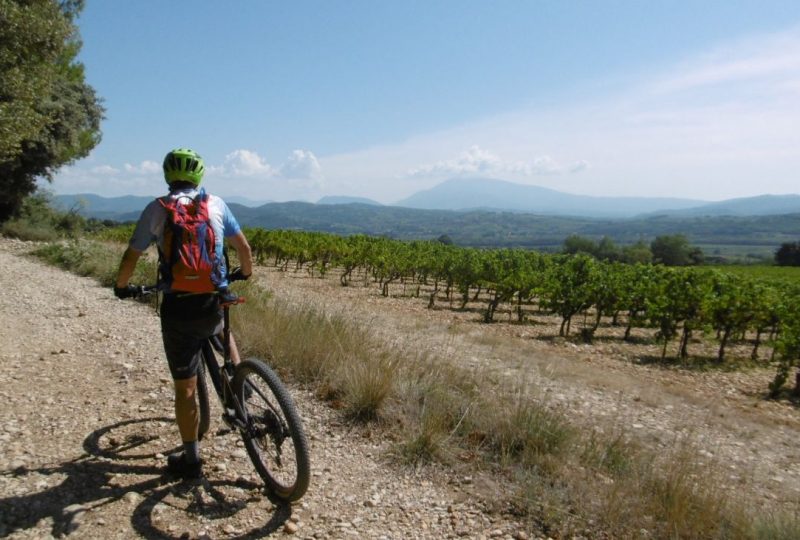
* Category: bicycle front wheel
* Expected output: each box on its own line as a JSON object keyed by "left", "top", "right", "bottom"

{"left": 233, "top": 359, "right": 310, "bottom": 502}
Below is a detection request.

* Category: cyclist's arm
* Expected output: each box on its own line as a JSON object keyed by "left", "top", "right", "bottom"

{"left": 115, "top": 246, "right": 143, "bottom": 288}
{"left": 228, "top": 231, "right": 253, "bottom": 277}
{"left": 116, "top": 200, "right": 159, "bottom": 288}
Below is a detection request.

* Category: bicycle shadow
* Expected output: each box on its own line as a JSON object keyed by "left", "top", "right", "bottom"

{"left": 131, "top": 478, "right": 292, "bottom": 540}
{"left": 0, "top": 417, "right": 291, "bottom": 539}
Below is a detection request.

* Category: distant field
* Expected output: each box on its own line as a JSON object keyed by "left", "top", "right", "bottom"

{"left": 696, "top": 243, "right": 777, "bottom": 262}
{"left": 708, "top": 264, "right": 800, "bottom": 283}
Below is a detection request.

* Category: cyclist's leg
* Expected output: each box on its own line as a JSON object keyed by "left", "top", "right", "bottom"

{"left": 161, "top": 313, "right": 222, "bottom": 477}
{"left": 229, "top": 331, "right": 241, "bottom": 365}
{"left": 174, "top": 375, "right": 199, "bottom": 442}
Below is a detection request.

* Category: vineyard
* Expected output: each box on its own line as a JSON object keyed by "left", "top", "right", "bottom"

{"left": 97, "top": 226, "right": 800, "bottom": 395}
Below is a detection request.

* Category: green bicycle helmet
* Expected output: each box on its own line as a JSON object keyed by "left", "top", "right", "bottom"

{"left": 163, "top": 148, "right": 205, "bottom": 185}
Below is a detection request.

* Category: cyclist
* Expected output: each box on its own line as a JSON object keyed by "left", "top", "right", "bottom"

{"left": 113, "top": 148, "right": 253, "bottom": 479}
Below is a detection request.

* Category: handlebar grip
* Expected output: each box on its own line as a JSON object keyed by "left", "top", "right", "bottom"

{"left": 228, "top": 267, "right": 250, "bottom": 282}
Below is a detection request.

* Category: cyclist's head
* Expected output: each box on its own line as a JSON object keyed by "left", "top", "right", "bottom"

{"left": 163, "top": 148, "right": 205, "bottom": 187}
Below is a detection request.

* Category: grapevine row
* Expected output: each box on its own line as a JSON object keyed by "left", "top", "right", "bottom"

{"left": 95, "top": 226, "right": 800, "bottom": 394}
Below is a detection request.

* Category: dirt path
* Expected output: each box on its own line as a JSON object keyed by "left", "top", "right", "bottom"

{"left": 0, "top": 241, "right": 531, "bottom": 540}
{"left": 258, "top": 265, "right": 800, "bottom": 510}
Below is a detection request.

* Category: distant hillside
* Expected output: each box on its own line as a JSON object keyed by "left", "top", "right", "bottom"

{"left": 396, "top": 177, "right": 706, "bottom": 217}
{"left": 53, "top": 193, "right": 154, "bottom": 221}
{"left": 643, "top": 194, "right": 800, "bottom": 217}
{"left": 225, "top": 201, "right": 800, "bottom": 258}
{"left": 54, "top": 192, "right": 800, "bottom": 260}
{"left": 317, "top": 196, "right": 382, "bottom": 206}
{"left": 225, "top": 195, "right": 271, "bottom": 207}
{"left": 395, "top": 177, "right": 800, "bottom": 218}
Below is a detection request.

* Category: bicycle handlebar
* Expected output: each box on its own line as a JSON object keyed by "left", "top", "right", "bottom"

{"left": 127, "top": 270, "right": 248, "bottom": 300}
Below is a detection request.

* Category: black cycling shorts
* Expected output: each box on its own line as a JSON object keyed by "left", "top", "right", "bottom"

{"left": 161, "top": 311, "right": 223, "bottom": 380}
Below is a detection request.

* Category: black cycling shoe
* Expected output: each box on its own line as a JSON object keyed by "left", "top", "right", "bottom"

{"left": 166, "top": 452, "right": 204, "bottom": 480}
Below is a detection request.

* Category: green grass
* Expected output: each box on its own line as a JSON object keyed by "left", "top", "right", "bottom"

{"left": 33, "top": 240, "right": 157, "bottom": 286}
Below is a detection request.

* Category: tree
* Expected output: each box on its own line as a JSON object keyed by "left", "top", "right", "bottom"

{"left": 0, "top": 0, "right": 103, "bottom": 221}
{"left": 621, "top": 240, "right": 653, "bottom": 264}
{"left": 775, "top": 242, "right": 800, "bottom": 266}
{"left": 651, "top": 234, "right": 696, "bottom": 266}
{"left": 436, "top": 234, "right": 453, "bottom": 245}
{"left": 562, "top": 234, "right": 597, "bottom": 257}
{"left": 596, "top": 236, "right": 621, "bottom": 262}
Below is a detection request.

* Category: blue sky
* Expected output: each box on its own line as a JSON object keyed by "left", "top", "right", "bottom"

{"left": 53, "top": 1, "right": 800, "bottom": 203}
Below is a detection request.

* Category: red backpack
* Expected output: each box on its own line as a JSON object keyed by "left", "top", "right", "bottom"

{"left": 158, "top": 189, "right": 223, "bottom": 293}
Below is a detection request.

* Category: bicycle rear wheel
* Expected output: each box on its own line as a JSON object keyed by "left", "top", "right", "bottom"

{"left": 233, "top": 358, "right": 310, "bottom": 502}
{"left": 196, "top": 356, "right": 211, "bottom": 442}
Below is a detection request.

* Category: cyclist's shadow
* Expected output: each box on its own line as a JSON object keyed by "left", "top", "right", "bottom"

{"left": 0, "top": 417, "right": 291, "bottom": 539}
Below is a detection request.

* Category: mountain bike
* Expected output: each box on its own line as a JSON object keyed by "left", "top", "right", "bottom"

{"left": 130, "top": 282, "right": 311, "bottom": 502}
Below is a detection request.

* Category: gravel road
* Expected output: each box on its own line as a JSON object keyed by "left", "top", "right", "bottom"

{"left": 0, "top": 241, "right": 532, "bottom": 540}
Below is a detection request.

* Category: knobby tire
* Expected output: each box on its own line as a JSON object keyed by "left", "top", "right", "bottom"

{"left": 233, "top": 358, "right": 311, "bottom": 502}
{"left": 196, "top": 356, "right": 211, "bottom": 442}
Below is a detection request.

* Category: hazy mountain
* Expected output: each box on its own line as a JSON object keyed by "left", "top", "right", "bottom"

{"left": 55, "top": 178, "right": 800, "bottom": 229}
{"left": 224, "top": 201, "right": 799, "bottom": 260}
{"left": 50, "top": 193, "right": 798, "bottom": 260}
{"left": 317, "top": 196, "right": 382, "bottom": 206}
{"left": 224, "top": 195, "right": 271, "bottom": 207}
{"left": 643, "top": 194, "right": 800, "bottom": 217}
{"left": 53, "top": 193, "right": 153, "bottom": 220}
{"left": 395, "top": 178, "right": 708, "bottom": 217}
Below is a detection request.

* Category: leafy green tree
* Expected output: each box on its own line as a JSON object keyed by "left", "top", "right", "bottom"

{"left": 562, "top": 234, "right": 598, "bottom": 256}
{"left": 0, "top": 0, "right": 103, "bottom": 221}
{"left": 651, "top": 234, "right": 694, "bottom": 266}
{"left": 436, "top": 234, "right": 453, "bottom": 245}
{"left": 621, "top": 241, "right": 653, "bottom": 264}
{"left": 596, "top": 237, "right": 621, "bottom": 262}
{"left": 775, "top": 242, "right": 800, "bottom": 266}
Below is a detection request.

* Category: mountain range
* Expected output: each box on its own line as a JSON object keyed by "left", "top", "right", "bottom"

{"left": 52, "top": 178, "right": 800, "bottom": 260}
{"left": 55, "top": 177, "right": 800, "bottom": 220}
{"left": 395, "top": 178, "right": 800, "bottom": 217}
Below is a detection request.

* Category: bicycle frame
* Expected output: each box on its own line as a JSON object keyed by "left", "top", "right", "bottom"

{"left": 201, "top": 306, "right": 250, "bottom": 430}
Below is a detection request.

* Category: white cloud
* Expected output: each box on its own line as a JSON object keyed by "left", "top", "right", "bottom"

{"left": 221, "top": 149, "right": 273, "bottom": 176}
{"left": 54, "top": 148, "right": 327, "bottom": 200}
{"left": 123, "top": 160, "right": 160, "bottom": 174}
{"left": 89, "top": 165, "right": 120, "bottom": 175}
{"left": 53, "top": 162, "right": 163, "bottom": 196}
{"left": 407, "top": 145, "right": 588, "bottom": 179}
{"left": 279, "top": 149, "right": 323, "bottom": 180}
{"left": 650, "top": 28, "right": 800, "bottom": 95}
